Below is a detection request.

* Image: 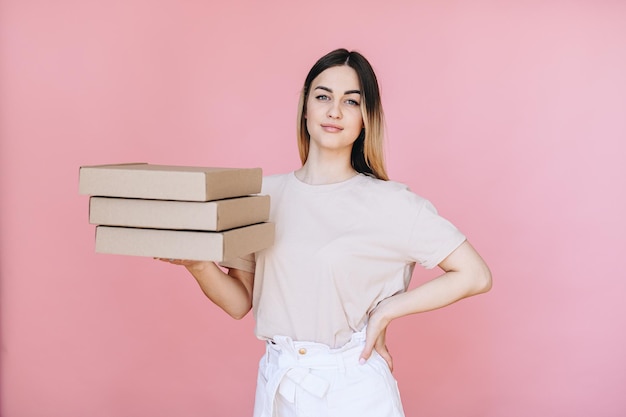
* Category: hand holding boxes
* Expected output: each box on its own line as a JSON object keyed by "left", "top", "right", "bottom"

{"left": 79, "top": 163, "right": 274, "bottom": 262}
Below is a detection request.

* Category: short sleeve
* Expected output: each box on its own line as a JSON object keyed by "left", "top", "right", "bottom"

{"left": 409, "top": 199, "right": 466, "bottom": 269}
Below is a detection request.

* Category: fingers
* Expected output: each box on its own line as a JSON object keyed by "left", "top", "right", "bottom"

{"left": 375, "top": 344, "right": 394, "bottom": 372}
{"left": 154, "top": 257, "right": 185, "bottom": 265}
{"left": 359, "top": 340, "right": 394, "bottom": 371}
{"left": 359, "top": 325, "right": 381, "bottom": 364}
{"left": 359, "top": 342, "right": 374, "bottom": 365}
{"left": 360, "top": 317, "right": 394, "bottom": 371}
{"left": 155, "top": 257, "right": 174, "bottom": 263}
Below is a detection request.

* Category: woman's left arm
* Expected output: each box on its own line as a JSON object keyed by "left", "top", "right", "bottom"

{"left": 360, "top": 240, "right": 492, "bottom": 365}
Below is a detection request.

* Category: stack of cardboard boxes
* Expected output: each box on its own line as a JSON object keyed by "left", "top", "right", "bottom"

{"left": 79, "top": 163, "right": 274, "bottom": 262}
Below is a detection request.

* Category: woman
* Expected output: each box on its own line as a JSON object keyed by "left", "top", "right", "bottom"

{"left": 162, "top": 48, "right": 492, "bottom": 417}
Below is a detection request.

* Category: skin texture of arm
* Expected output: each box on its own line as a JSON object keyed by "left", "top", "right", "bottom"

{"left": 359, "top": 240, "right": 492, "bottom": 368}
{"left": 158, "top": 259, "right": 254, "bottom": 319}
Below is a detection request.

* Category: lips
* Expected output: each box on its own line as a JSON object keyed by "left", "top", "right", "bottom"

{"left": 321, "top": 123, "right": 343, "bottom": 132}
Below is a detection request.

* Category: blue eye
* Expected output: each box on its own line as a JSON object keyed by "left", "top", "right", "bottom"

{"left": 346, "top": 99, "right": 360, "bottom": 106}
{"left": 316, "top": 95, "right": 330, "bottom": 101}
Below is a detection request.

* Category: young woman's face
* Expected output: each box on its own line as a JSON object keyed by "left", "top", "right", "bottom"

{"left": 305, "top": 65, "right": 364, "bottom": 155}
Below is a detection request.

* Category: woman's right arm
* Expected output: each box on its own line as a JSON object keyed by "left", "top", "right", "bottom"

{"left": 158, "top": 259, "right": 254, "bottom": 319}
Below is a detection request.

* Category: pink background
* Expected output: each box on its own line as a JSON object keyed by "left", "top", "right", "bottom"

{"left": 1, "top": 1, "right": 625, "bottom": 416}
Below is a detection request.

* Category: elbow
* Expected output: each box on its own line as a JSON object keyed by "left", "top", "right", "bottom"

{"left": 231, "top": 311, "right": 249, "bottom": 320}
{"left": 228, "top": 304, "right": 252, "bottom": 320}
{"left": 460, "top": 259, "right": 492, "bottom": 297}
{"left": 474, "top": 264, "right": 493, "bottom": 295}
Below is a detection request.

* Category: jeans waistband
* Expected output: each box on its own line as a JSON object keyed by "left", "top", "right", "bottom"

{"left": 266, "top": 327, "right": 366, "bottom": 368}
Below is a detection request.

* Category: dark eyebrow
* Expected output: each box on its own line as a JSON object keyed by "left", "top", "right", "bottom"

{"left": 314, "top": 86, "right": 361, "bottom": 95}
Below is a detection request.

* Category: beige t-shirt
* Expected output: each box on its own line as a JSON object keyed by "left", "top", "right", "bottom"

{"left": 224, "top": 172, "right": 466, "bottom": 348}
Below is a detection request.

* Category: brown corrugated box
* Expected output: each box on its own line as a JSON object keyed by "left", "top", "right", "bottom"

{"left": 89, "top": 195, "right": 270, "bottom": 231}
{"left": 95, "top": 223, "right": 274, "bottom": 262}
{"left": 80, "top": 162, "right": 274, "bottom": 261}
{"left": 79, "top": 163, "right": 262, "bottom": 201}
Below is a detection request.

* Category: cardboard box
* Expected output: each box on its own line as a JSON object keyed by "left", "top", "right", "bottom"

{"left": 79, "top": 163, "right": 262, "bottom": 201}
{"left": 89, "top": 195, "right": 270, "bottom": 231}
{"left": 95, "top": 222, "right": 274, "bottom": 261}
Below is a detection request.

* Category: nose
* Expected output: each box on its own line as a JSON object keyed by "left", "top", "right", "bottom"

{"left": 327, "top": 101, "right": 342, "bottom": 119}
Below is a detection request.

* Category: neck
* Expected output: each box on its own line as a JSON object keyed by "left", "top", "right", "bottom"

{"left": 295, "top": 157, "right": 357, "bottom": 185}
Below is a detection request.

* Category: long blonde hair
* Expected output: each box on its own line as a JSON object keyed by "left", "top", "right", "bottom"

{"left": 296, "top": 49, "right": 388, "bottom": 180}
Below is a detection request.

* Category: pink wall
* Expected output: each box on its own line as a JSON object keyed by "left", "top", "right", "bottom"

{"left": 1, "top": 1, "right": 625, "bottom": 416}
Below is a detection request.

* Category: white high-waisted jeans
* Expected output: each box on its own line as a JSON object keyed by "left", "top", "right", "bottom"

{"left": 252, "top": 329, "right": 405, "bottom": 417}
